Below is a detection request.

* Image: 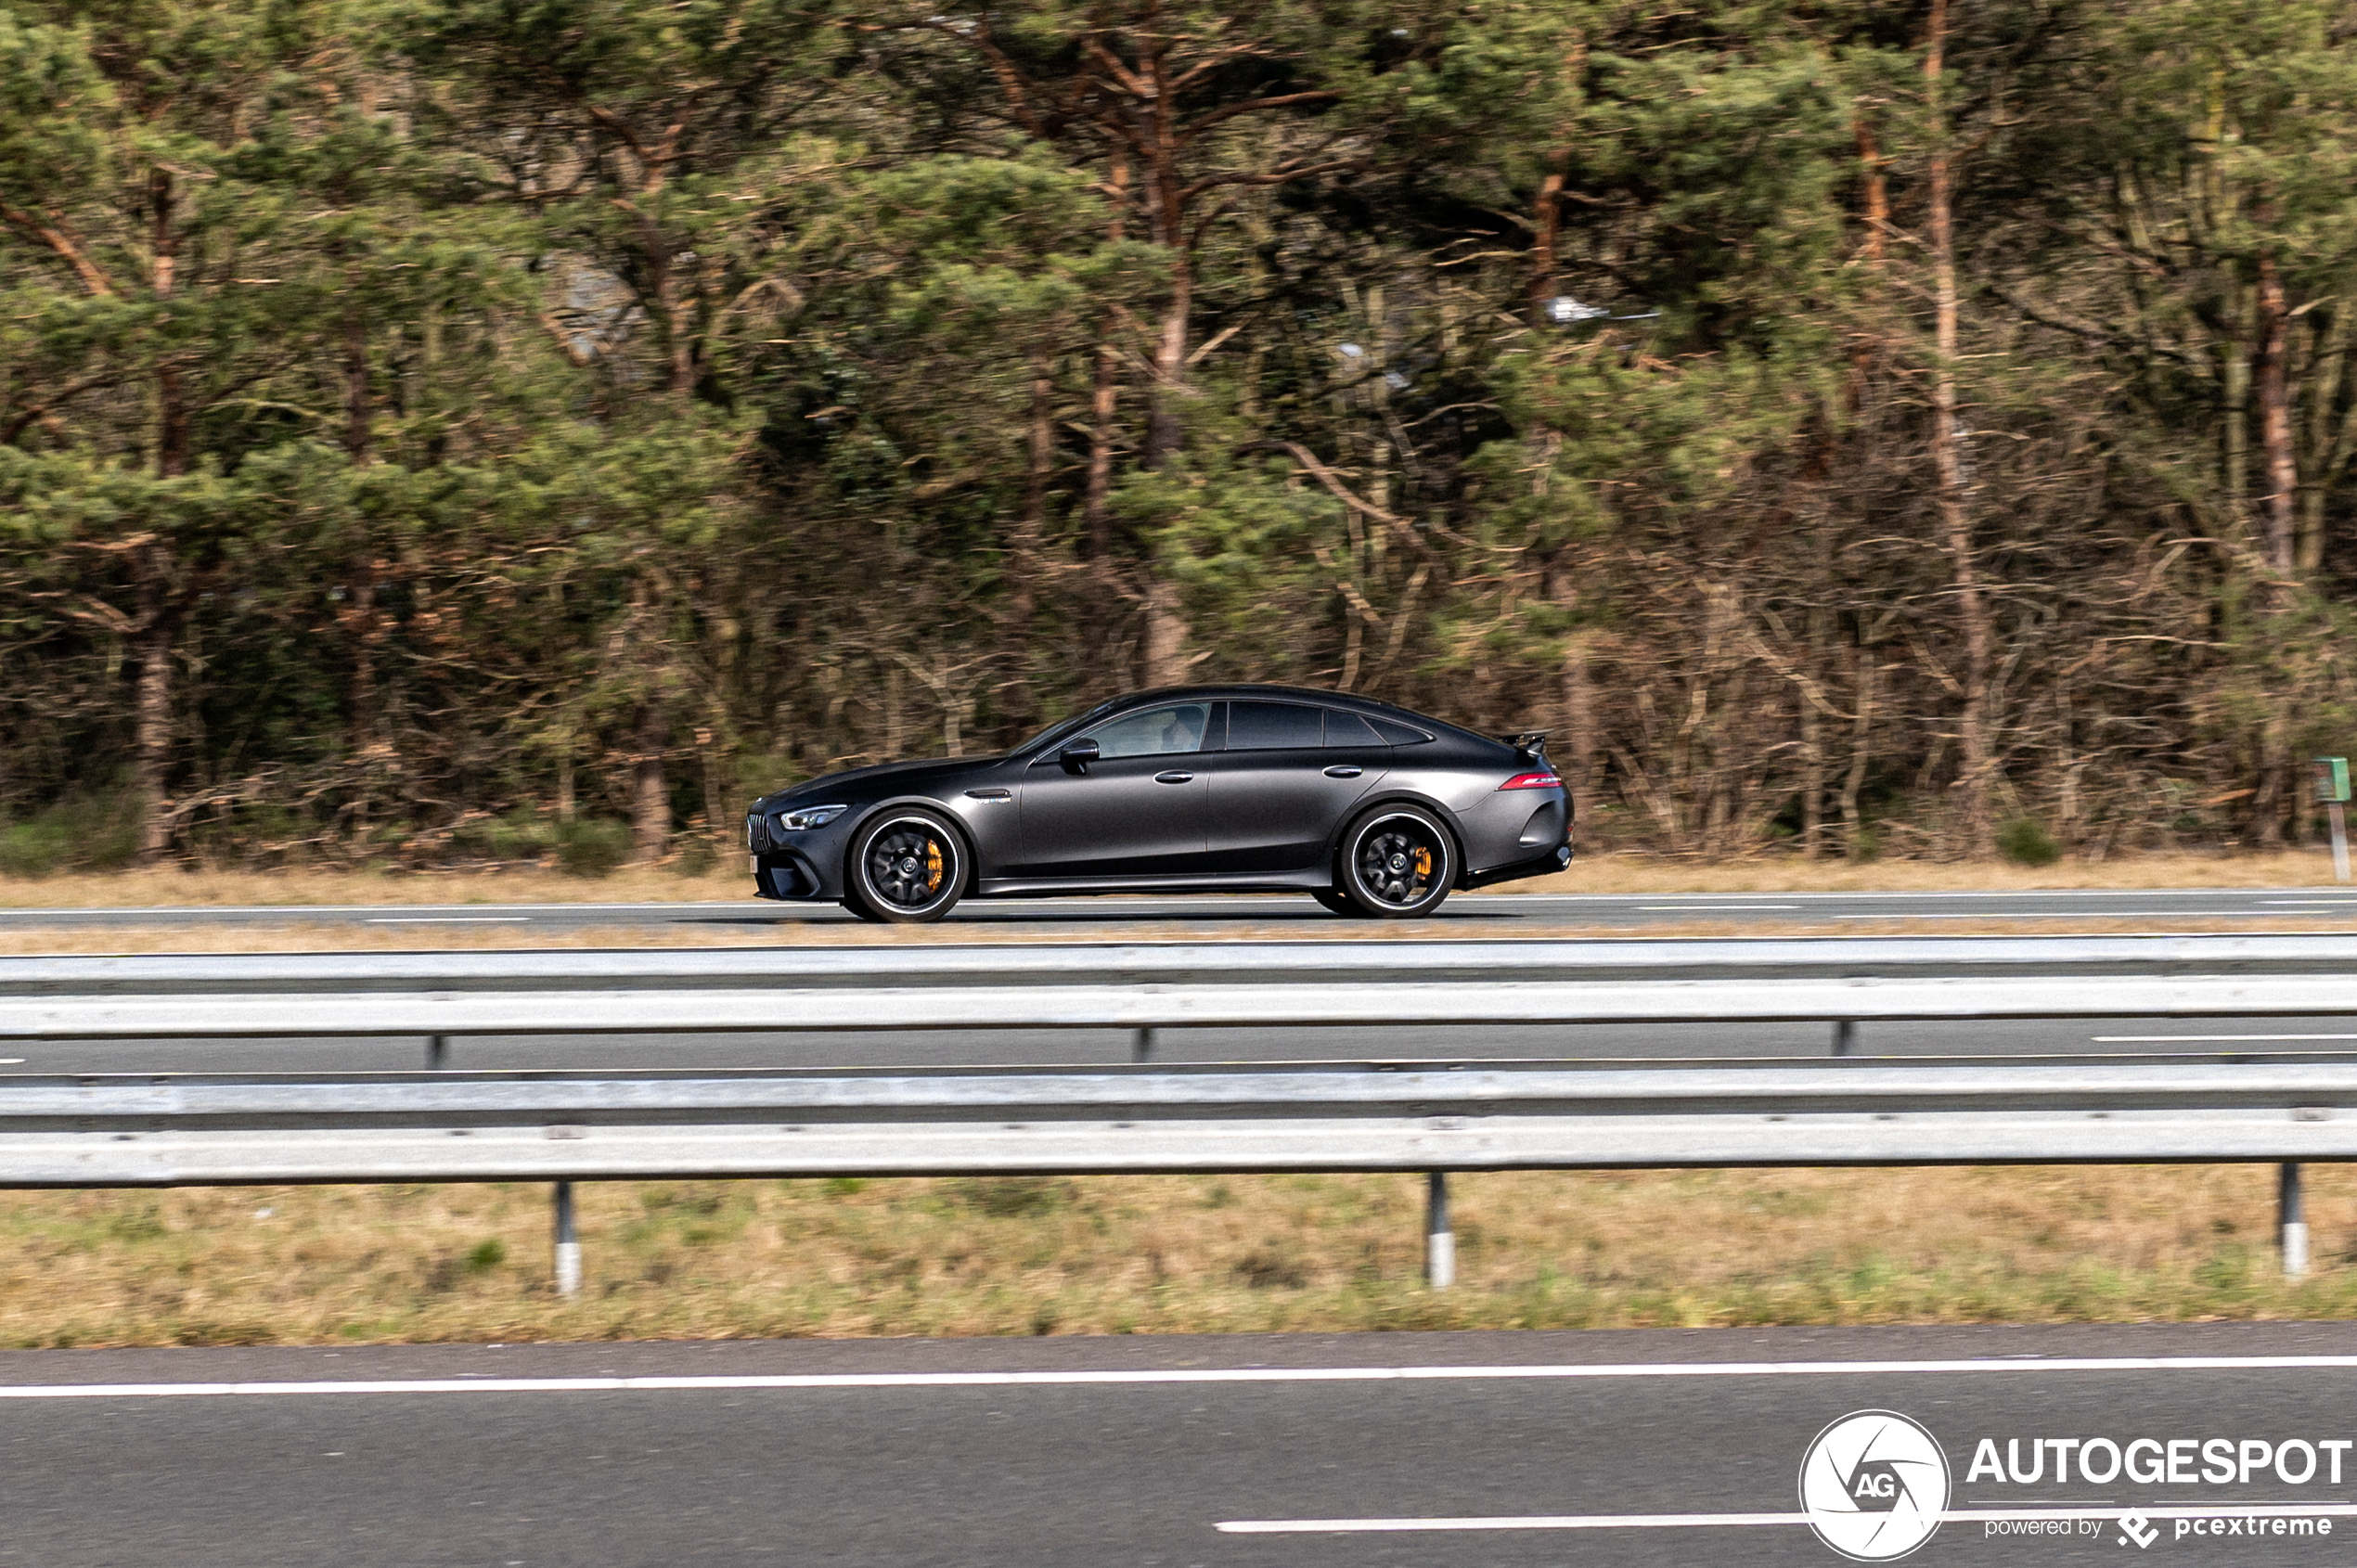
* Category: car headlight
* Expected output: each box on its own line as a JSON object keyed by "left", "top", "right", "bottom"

{"left": 774, "top": 803, "right": 849, "bottom": 832}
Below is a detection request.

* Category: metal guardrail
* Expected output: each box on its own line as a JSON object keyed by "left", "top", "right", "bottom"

{"left": 6, "top": 1060, "right": 2354, "bottom": 1184}
{"left": 0, "top": 1057, "right": 2343, "bottom": 1291}
{"left": 8, "top": 940, "right": 2355, "bottom": 1291}
{"left": 12, "top": 932, "right": 2357, "bottom": 996}
{"left": 7, "top": 974, "right": 2357, "bottom": 1041}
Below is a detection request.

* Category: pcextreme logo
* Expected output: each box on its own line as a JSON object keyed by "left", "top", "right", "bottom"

{"left": 1799, "top": 1409, "right": 1954, "bottom": 1562}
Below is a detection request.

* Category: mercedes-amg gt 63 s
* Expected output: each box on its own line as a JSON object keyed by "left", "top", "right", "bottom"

{"left": 745, "top": 684, "right": 1571, "bottom": 922}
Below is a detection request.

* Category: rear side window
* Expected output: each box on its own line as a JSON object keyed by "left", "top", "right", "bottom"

{"left": 1227, "top": 700, "right": 1324, "bottom": 751}
{"left": 1322, "top": 710, "right": 1384, "bottom": 748}
{"left": 1370, "top": 717, "right": 1434, "bottom": 746}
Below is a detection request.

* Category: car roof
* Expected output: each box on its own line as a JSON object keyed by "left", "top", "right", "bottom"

{"left": 1106, "top": 684, "right": 1481, "bottom": 738}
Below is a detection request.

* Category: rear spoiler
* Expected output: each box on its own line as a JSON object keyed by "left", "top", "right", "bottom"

{"left": 1500, "top": 730, "right": 1551, "bottom": 758}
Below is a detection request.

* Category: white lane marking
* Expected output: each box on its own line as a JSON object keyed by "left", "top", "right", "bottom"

{"left": 2095, "top": 1034, "right": 2357, "bottom": 1043}
{"left": 1832, "top": 910, "right": 2320, "bottom": 920}
{"left": 1217, "top": 1504, "right": 2357, "bottom": 1535}
{"left": 0, "top": 904, "right": 770, "bottom": 918}
{"left": 15, "top": 1354, "right": 2357, "bottom": 1399}
{"left": 362, "top": 918, "right": 533, "bottom": 924}
{"left": 2262, "top": 900, "right": 2357, "bottom": 906}
{"left": 1635, "top": 905, "right": 1799, "bottom": 911}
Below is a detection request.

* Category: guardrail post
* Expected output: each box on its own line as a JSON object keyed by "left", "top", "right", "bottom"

{"left": 1425, "top": 1172, "right": 1454, "bottom": 1289}
{"left": 427, "top": 1035, "right": 448, "bottom": 1071}
{"left": 1133, "top": 1027, "right": 1155, "bottom": 1064}
{"left": 1833, "top": 1021, "right": 1855, "bottom": 1057}
{"left": 553, "top": 1181, "right": 581, "bottom": 1298}
{"left": 2281, "top": 1163, "right": 2309, "bottom": 1279}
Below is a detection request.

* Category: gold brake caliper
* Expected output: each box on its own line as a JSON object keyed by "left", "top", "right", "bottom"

{"left": 1413, "top": 847, "right": 1433, "bottom": 880}
{"left": 925, "top": 839, "right": 944, "bottom": 892}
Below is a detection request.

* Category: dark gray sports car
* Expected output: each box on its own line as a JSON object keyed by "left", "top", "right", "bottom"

{"left": 745, "top": 684, "right": 1571, "bottom": 921}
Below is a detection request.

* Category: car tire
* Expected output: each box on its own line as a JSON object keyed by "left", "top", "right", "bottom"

{"left": 840, "top": 897, "right": 888, "bottom": 923}
{"left": 1311, "top": 889, "right": 1366, "bottom": 918}
{"left": 1338, "top": 805, "right": 1456, "bottom": 919}
{"left": 844, "top": 809, "right": 967, "bottom": 923}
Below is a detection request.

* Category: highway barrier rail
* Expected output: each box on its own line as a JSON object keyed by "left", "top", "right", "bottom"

{"left": 12, "top": 1060, "right": 2357, "bottom": 1186}
{"left": 5, "top": 935, "right": 2355, "bottom": 1289}
{"left": 11, "top": 932, "right": 2357, "bottom": 996}
{"left": 0, "top": 1057, "right": 2346, "bottom": 1291}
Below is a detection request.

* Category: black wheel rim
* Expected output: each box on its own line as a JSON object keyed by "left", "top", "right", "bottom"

{"left": 867, "top": 822, "right": 951, "bottom": 909}
{"left": 1355, "top": 818, "right": 1442, "bottom": 907}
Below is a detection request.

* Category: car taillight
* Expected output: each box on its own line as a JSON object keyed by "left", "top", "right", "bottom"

{"left": 1498, "top": 771, "right": 1562, "bottom": 790}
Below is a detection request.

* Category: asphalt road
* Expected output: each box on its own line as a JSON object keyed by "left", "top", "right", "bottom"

{"left": 6, "top": 1322, "right": 2357, "bottom": 1566}
{"left": 11, "top": 883, "right": 2357, "bottom": 933}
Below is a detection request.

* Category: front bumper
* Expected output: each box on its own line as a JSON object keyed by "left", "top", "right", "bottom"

{"left": 748, "top": 810, "right": 853, "bottom": 900}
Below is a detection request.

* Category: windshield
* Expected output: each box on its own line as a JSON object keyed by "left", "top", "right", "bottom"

{"left": 1009, "top": 697, "right": 1127, "bottom": 759}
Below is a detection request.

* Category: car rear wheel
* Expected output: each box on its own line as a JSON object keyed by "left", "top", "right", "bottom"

{"left": 1339, "top": 805, "right": 1455, "bottom": 919}
{"left": 844, "top": 810, "right": 966, "bottom": 923}
{"left": 1310, "top": 890, "right": 1366, "bottom": 918}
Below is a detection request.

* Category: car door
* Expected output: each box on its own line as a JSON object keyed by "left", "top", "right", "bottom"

{"left": 1011, "top": 700, "right": 1213, "bottom": 879}
{"left": 1201, "top": 701, "right": 1388, "bottom": 873}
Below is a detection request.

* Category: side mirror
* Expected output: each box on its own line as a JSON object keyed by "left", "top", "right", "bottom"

{"left": 1059, "top": 739, "right": 1101, "bottom": 774}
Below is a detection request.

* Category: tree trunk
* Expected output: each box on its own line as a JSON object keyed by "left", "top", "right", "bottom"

{"left": 1526, "top": 164, "right": 1565, "bottom": 328}
{"left": 1140, "top": 241, "right": 1191, "bottom": 468}
{"left": 999, "top": 354, "right": 1053, "bottom": 740}
{"left": 1925, "top": 0, "right": 1995, "bottom": 858}
{"left": 1141, "top": 577, "right": 1190, "bottom": 688}
{"left": 1080, "top": 148, "right": 1129, "bottom": 675}
{"left": 1562, "top": 631, "right": 1598, "bottom": 852}
{"left": 1853, "top": 113, "right": 1888, "bottom": 266}
{"left": 134, "top": 575, "right": 175, "bottom": 867}
{"left": 630, "top": 699, "right": 669, "bottom": 866}
{"left": 342, "top": 300, "right": 372, "bottom": 464}
{"left": 2254, "top": 248, "right": 2298, "bottom": 576}
{"left": 1139, "top": 45, "right": 1189, "bottom": 470}
{"left": 137, "top": 171, "right": 187, "bottom": 866}
{"left": 1840, "top": 654, "right": 1878, "bottom": 857}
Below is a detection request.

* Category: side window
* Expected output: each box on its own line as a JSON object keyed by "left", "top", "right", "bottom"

{"left": 1369, "top": 717, "right": 1434, "bottom": 746}
{"left": 1322, "top": 710, "right": 1384, "bottom": 748}
{"left": 1088, "top": 702, "right": 1212, "bottom": 760}
{"left": 1228, "top": 700, "right": 1324, "bottom": 751}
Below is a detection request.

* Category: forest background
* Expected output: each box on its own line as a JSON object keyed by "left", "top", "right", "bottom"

{"left": 5, "top": 0, "right": 2355, "bottom": 877}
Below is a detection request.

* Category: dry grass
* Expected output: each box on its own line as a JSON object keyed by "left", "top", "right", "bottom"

{"left": 2, "top": 1164, "right": 2348, "bottom": 1348}
{"left": 3, "top": 850, "right": 2351, "bottom": 911}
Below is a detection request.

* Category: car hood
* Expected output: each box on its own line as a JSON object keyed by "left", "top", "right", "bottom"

{"left": 754, "top": 755, "right": 1006, "bottom": 814}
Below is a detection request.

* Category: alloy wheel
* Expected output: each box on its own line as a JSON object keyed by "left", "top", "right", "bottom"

{"left": 1347, "top": 810, "right": 1451, "bottom": 916}
{"left": 853, "top": 814, "right": 963, "bottom": 921}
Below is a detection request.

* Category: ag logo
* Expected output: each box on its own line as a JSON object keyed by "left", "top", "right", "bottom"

{"left": 1798, "top": 1409, "right": 1951, "bottom": 1562}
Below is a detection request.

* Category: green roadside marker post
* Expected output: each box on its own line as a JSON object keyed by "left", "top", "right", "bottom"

{"left": 2315, "top": 758, "right": 2351, "bottom": 884}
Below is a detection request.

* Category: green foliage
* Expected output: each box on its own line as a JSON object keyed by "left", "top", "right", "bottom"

{"left": 462, "top": 1239, "right": 506, "bottom": 1275}
{"left": 553, "top": 820, "right": 631, "bottom": 878}
{"left": 4, "top": 0, "right": 2357, "bottom": 868}
{"left": 1998, "top": 819, "right": 2063, "bottom": 868}
{"left": 0, "top": 793, "right": 140, "bottom": 878}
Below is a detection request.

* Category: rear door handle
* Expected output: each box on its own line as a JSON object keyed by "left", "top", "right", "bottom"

{"left": 1322, "top": 765, "right": 1362, "bottom": 778}
{"left": 1154, "top": 771, "right": 1195, "bottom": 784}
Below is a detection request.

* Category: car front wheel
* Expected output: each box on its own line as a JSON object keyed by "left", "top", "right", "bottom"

{"left": 1339, "top": 805, "right": 1456, "bottom": 919}
{"left": 844, "top": 810, "right": 967, "bottom": 923}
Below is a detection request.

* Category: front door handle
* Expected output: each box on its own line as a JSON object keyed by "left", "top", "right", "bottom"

{"left": 1154, "top": 771, "right": 1195, "bottom": 784}
{"left": 1322, "top": 765, "right": 1362, "bottom": 778}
